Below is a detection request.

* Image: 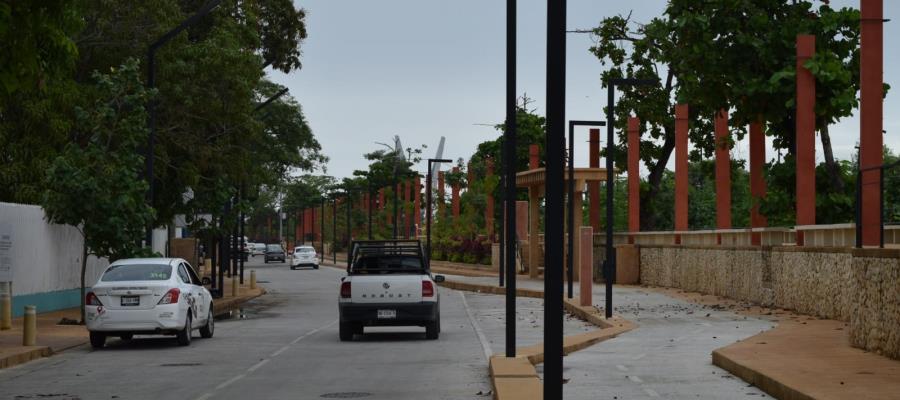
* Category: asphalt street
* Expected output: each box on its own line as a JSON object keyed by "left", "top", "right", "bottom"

{"left": 0, "top": 257, "right": 491, "bottom": 400}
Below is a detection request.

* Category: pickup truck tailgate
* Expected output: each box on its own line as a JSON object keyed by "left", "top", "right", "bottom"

{"left": 350, "top": 275, "right": 423, "bottom": 303}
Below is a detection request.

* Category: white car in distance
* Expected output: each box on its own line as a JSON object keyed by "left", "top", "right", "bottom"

{"left": 85, "top": 258, "right": 214, "bottom": 348}
{"left": 291, "top": 246, "right": 320, "bottom": 270}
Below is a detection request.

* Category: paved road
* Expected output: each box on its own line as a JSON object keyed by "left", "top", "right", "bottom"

{"left": 0, "top": 257, "right": 491, "bottom": 400}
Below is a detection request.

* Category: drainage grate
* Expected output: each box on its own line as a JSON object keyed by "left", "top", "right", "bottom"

{"left": 256, "top": 280, "right": 271, "bottom": 283}
{"left": 320, "top": 393, "right": 372, "bottom": 399}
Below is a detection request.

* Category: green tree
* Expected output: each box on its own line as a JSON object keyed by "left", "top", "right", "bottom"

{"left": 42, "top": 60, "right": 155, "bottom": 322}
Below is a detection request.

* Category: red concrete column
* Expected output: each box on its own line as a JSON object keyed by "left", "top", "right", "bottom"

{"left": 437, "top": 171, "right": 445, "bottom": 217}
{"left": 750, "top": 120, "right": 767, "bottom": 245}
{"left": 486, "top": 158, "right": 495, "bottom": 239}
{"left": 860, "top": 0, "right": 883, "bottom": 247}
{"left": 674, "top": 104, "right": 690, "bottom": 243}
{"left": 379, "top": 189, "right": 385, "bottom": 211}
{"left": 715, "top": 109, "right": 732, "bottom": 241}
{"left": 404, "top": 180, "right": 413, "bottom": 238}
{"left": 796, "top": 35, "right": 816, "bottom": 245}
{"left": 627, "top": 118, "right": 640, "bottom": 242}
{"left": 451, "top": 167, "right": 461, "bottom": 217}
{"left": 292, "top": 213, "right": 299, "bottom": 243}
{"left": 588, "top": 128, "right": 601, "bottom": 232}
{"left": 413, "top": 176, "right": 422, "bottom": 235}
{"left": 312, "top": 207, "right": 317, "bottom": 242}
{"left": 529, "top": 144, "right": 539, "bottom": 170}
{"left": 579, "top": 226, "right": 593, "bottom": 307}
{"left": 516, "top": 201, "right": 528, "bottom": 240}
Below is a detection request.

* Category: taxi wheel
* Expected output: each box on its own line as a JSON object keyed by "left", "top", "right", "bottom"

{"left": 176, "top": 313, "right": 192, "bottom": 346}
{"left": 90, "top": 332, "right": 106, "bottom": 349}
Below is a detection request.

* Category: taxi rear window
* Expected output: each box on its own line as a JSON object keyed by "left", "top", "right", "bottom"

{"left": 101, "top": 264, "right": 172, "bottom": 281}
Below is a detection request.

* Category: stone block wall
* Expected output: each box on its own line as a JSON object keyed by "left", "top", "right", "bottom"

{"left": 639, "top": 244, "right": 899, "bottom": 360}
{"left": 850, "top": 249, "right": 900, "bottom": 360}
{"left": 770, "top": 247, "right": 853, "bottom": 321}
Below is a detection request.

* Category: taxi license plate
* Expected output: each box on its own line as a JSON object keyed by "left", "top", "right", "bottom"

{"left": 121, "top": 296, "right": 140, "bottom": 306}
{"left": 377, "top": 309, "right": 396, "bottom": 319}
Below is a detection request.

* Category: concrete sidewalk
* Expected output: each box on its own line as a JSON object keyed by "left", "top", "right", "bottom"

{"left": 0, "top": 276, "right": 265, "bottom": 369}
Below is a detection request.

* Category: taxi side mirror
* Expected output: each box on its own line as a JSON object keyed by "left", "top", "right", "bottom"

{"left": 201, "top": 277, "right": 212, "bottom": 286}
{"left": 433, "top": 275, "right": 445, "bottom": 283}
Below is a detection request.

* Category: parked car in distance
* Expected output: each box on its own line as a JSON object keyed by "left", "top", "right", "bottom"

{"left": 250, "top": 243, "right": 265, "bottom": 256}
{"left": 291, "top": 246, "right": 319, "bottom": 270}
{"left": 264, "top": 244, "right": 286, "bottom": 263}
{"left": 85, "top": 258, "right": 214, "bottom": 348}
{"left": 338, "top": 240, "right": 443, "bottom": 341}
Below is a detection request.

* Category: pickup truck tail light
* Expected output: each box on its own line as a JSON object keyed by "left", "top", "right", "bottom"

{"left": 422, "top": 281, "right": 435, "bottom": 297}
{"left": 340, "top": 282, "right": 352, "bottom": 298}
{"left": 86, "top": 291, "right": 103, "bottom": 306}
{"left": 158, "top": 288, "right": 181, "bottom": 305}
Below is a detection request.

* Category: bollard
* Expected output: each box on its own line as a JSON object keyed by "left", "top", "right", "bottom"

{"left": 23, "top": 305, "right": 36, "bottom": 346}
{"left": 250, "top": 270, "right": 257, "bottom": 290}
{"left": 1, "top": 282, "right": 11, "bottom": 330}
{"left": 1, "top": 292, "right": 11, "bottom": 330}
{"left": 231, "top": 276, "right": 238, "bottom": 297}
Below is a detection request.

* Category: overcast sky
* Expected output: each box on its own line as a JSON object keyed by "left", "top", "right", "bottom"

{"left": 268, "top": 0, "right": 898, "bottom": 180}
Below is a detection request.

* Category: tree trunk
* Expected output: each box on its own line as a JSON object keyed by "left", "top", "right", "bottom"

{"left": 640, "top": 128, "right": 676, "bottom": 230}
{"left": 80, "top": 241, "right": 88, "bottom": 324}
{"left": 820, "top": 125, "right": 845, "bottom": 192}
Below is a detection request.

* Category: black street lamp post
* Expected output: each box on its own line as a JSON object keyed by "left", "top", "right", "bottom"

{"left": 426, "top": 158, "right": 452, "bottom": 268}
{"left": 504, "top": 0, "right": 518, "bottom": 360}
{"left": 604, "top": 78, "right": 656, "bottom": 318}
{"left": 544, "top": 0, "right": 566, "bottom": 397}
{"left": 566, "top": 120, "right": 605, "bottom": 299}
{"left": 321, "top": 198, "right": 326, "bottom": 264}
{"left": 146, "top": 0, "right": 223, "bottom": 248}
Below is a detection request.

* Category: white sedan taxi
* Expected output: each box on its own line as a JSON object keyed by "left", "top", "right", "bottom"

{"left": 85, "top": 258, "right": 214, "bottom": 348}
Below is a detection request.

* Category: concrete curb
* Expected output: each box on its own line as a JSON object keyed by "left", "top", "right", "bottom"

{"left": 0, "top": 346, "right": 52, "bottom": 369}
{"left": 711, "top": 349, "right": 815, "bottom": 400}
{"left": 439, "top": 279, "right": 637, "bottom": 400}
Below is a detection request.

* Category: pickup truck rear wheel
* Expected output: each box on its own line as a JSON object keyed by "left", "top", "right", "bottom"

{"left": 425, "top": 319, "right": 440, "bottom": 340}
{"left": 339, "top": 322, "right": 353, "bottom": 341}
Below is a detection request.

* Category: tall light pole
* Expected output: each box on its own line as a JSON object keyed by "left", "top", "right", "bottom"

{"left": 504, "top": 0, "right": 518, "bottom": 360}
{"left": 146, "top": 0, "right": 223, "bottom": 248}
{"left": 544, "top": 0, "right": 566, "bottom": 397}
{"left": 426, "top": 158, "right": 452, "bottom": 268}
{"left": 605, "top": 78, "right": 656, "bottom": 318}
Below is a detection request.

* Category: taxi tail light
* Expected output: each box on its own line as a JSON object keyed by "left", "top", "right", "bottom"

{"left": 86, "top": 291, "right": 103, "bottom": 306}
{"left": 422, "top": 281, "right": 435, "bottom": 297}
{"left": 158, "top": 288, "right": 181, "bottom": 305}
{"left": 340, "top": 282, "right": 352, "bottom": 298}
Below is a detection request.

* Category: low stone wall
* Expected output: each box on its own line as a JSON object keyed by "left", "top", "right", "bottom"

{"left": 639, "top": 245, "right": 774, "bottom": 307}
{"left": 639, "top": 244, "right": 898, "bottom": 359}
{"left": 850, "top": 249, "right": 900, "bottom": 360}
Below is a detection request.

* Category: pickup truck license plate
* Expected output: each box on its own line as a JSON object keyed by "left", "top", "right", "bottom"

{"left": 377, "top": 309, "right": 396, "bottom": 319}
{"left": 121, "top": 296, "right": 140, "bottom": 306}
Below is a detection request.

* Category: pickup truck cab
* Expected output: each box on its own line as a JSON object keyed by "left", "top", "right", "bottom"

{"left": 338, "top": 240, "right": 444, "bottom": 341}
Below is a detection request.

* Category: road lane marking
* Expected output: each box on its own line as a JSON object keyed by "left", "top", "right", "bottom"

{"left": 632, "top": 353, "right": 647, "bottom": 360}
{"left": 459, "top": 291, "right": 493, "bottom": 361}
{"left": 291, "top": 319, "right": 338, "bottom": 344}
{"left": 643, "top": 387, "right": 660, "bottom": 397}
{"left": 215, "top": 374, "right": 246, "bottom": 390}
{"left": 628, "top": 375, "right": 644, "bottom": 383}
{"left": 193, "top": 393, "right": 213, "bottom": 400}
{"left": 270, "top": 345, "right": 291, "bottom": 358}
{"left": 247, "top": 358, "right": 270, "bottom": 372}
{"left": 616, "top": 364, "right": 629, "bottom": 372}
